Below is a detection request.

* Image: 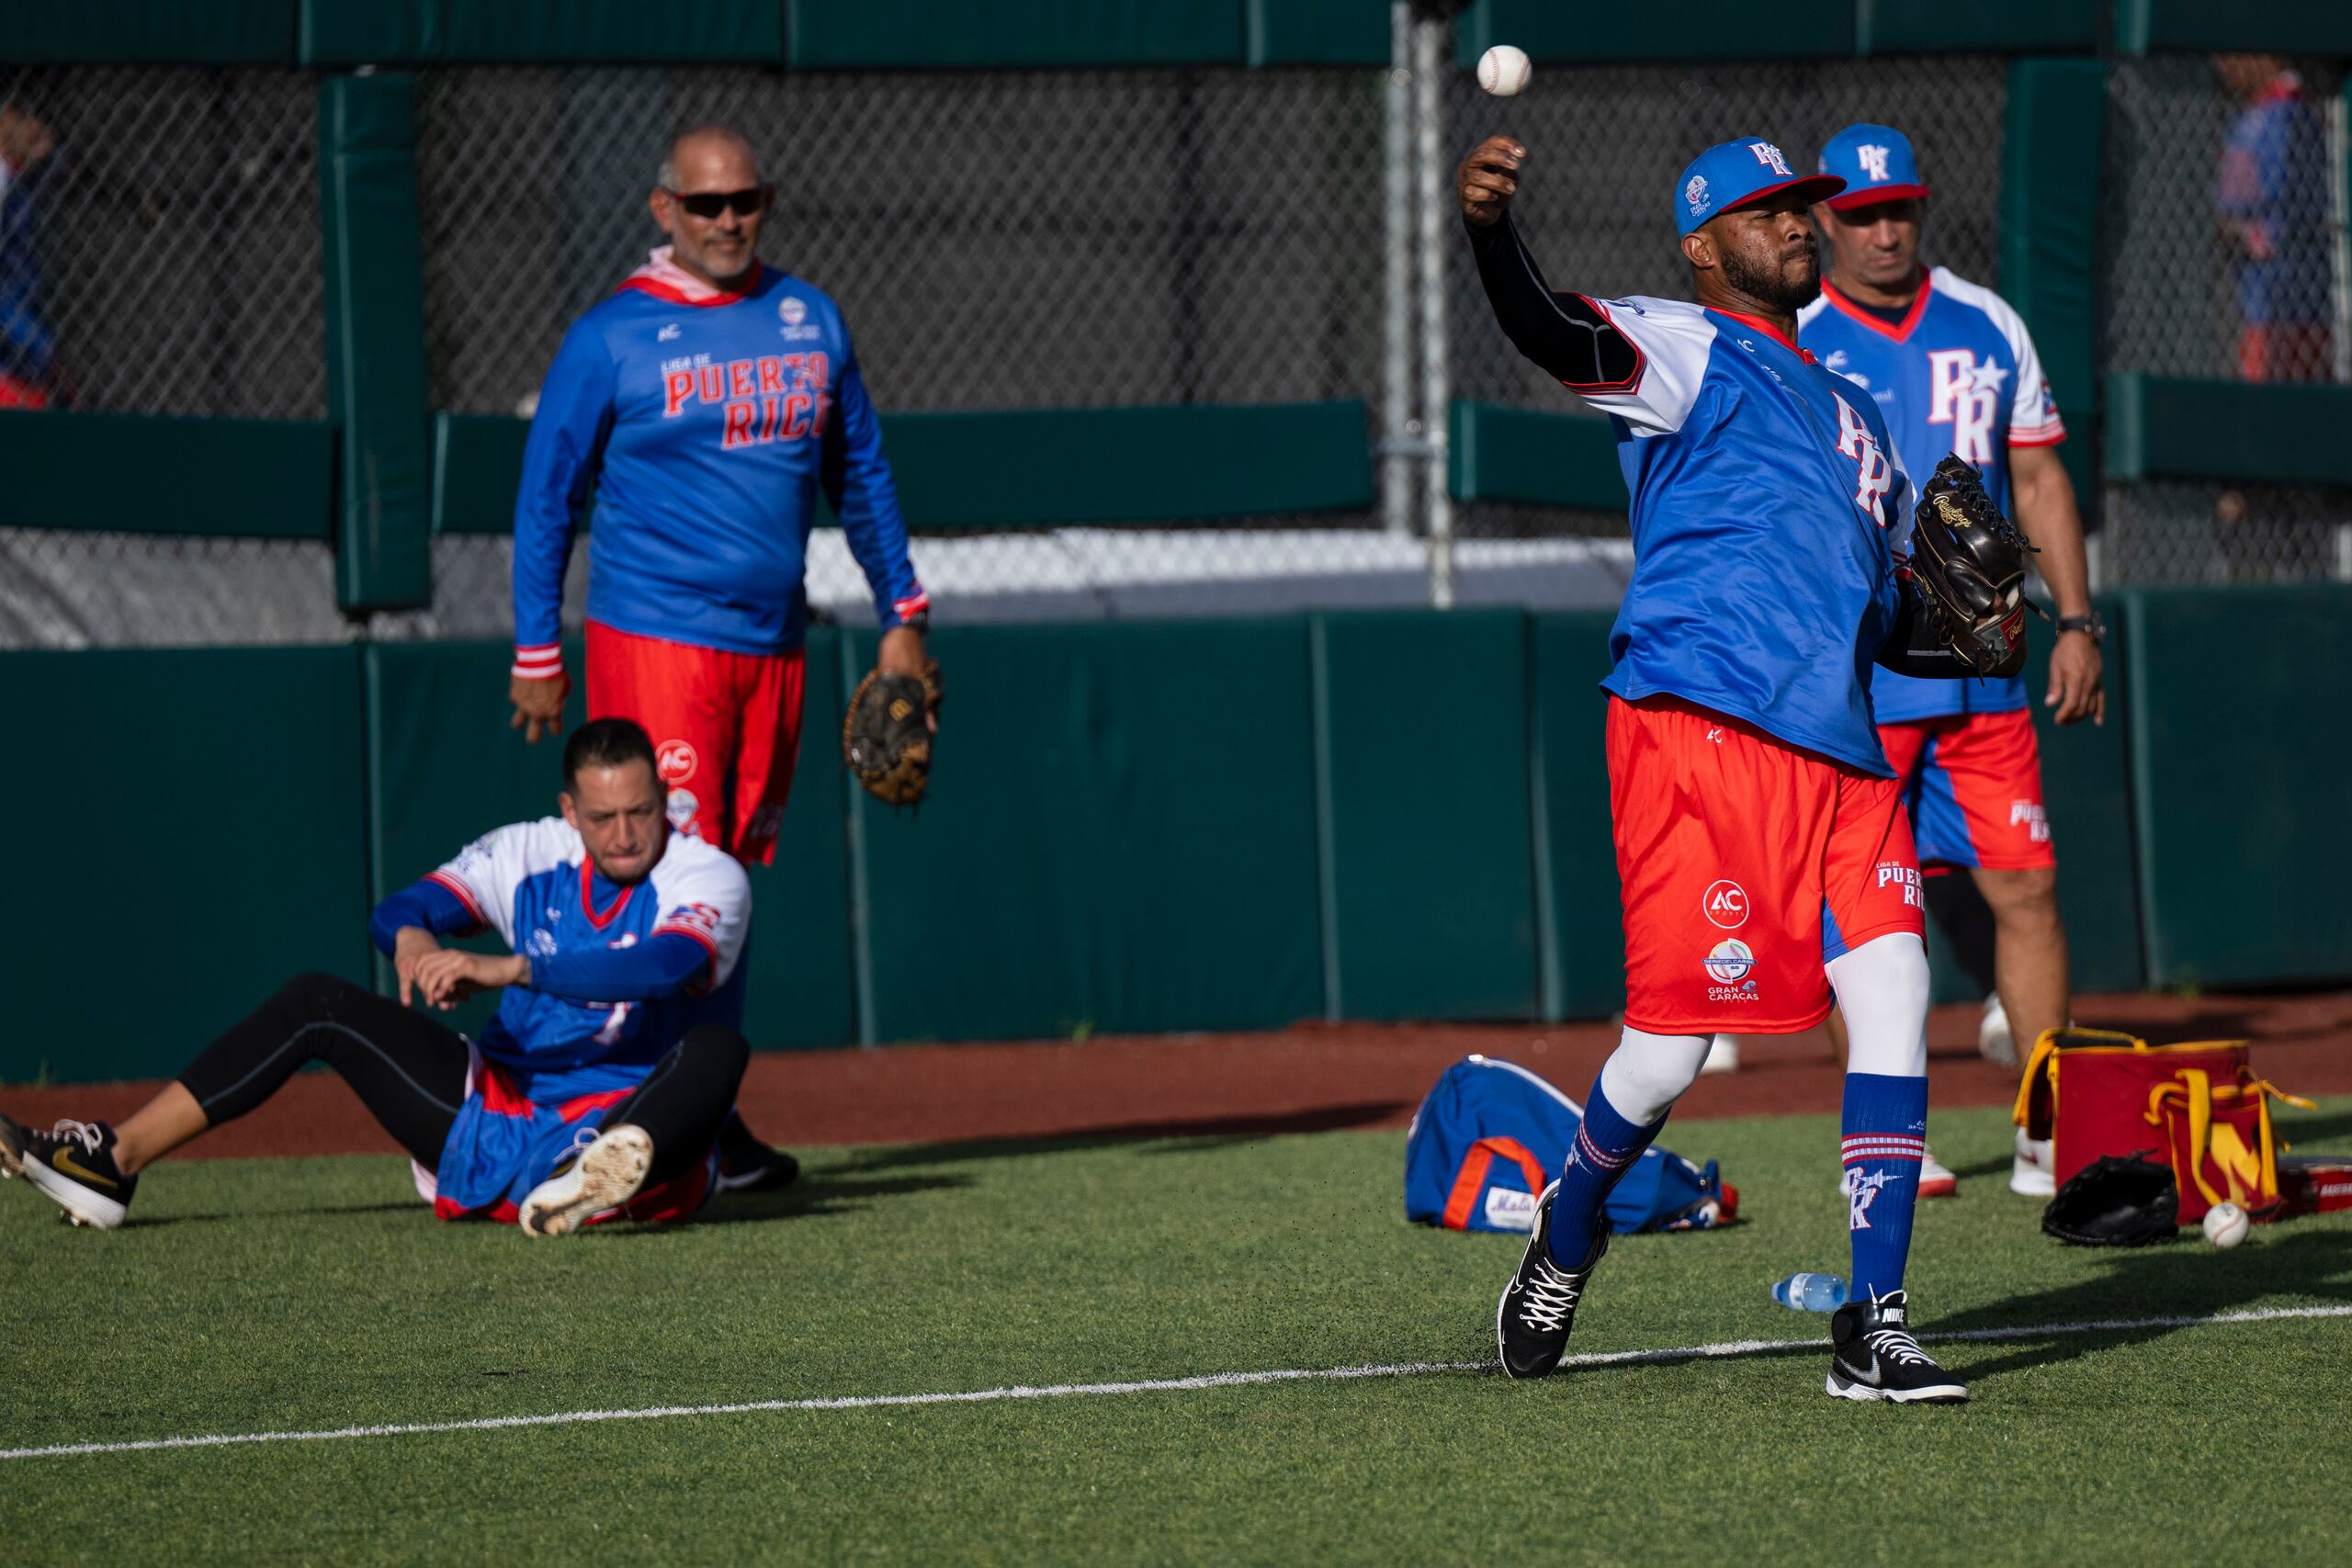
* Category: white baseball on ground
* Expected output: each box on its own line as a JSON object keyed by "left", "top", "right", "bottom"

{"left": 2202, "top": 1201, "right": 2249, "bottom": 1248}
{"left": 1477, "top": 44, "right": 1532, "bottom": 97}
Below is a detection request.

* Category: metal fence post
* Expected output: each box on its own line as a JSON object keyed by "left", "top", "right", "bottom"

{"left": 1381, "top": 0, "right": 1417, "bottom": 540}
{"left": 1414, "top": 6, "right": 1454, "bottom": 609}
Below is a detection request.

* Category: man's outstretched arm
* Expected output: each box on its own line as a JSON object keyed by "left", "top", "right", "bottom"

{"left": 1459, "top": 136, "right": 1641, "bottom": 389}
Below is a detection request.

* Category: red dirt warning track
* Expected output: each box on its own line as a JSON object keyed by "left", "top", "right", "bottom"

{"left": 7, "top": 989, "right": 2350, "bottom": 1162}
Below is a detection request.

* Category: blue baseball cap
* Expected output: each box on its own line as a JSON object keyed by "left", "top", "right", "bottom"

{"left": 1674, "top": 137, "right": 1846, "bottom": 237}
{"left": 1817, "top": 122, "right": 1932, "bottom": 208}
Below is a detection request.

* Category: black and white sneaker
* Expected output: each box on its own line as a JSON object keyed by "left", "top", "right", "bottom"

{"left": 715, "top": 1112, "right": 800, "bottom": 1195}
{"left": 0, "top": 1114, "right": 137, "bottom": 1229}
{"left": 1826, "top": 1289, "right": 1968, "bottom": 1404}
{"left": 1496, "top": 1180, "right": 1607, "bottom": 1380}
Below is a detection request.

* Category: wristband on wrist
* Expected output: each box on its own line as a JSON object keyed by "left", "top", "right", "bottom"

{"left": 2054, "top": 612, "right": 2105, "bottom": 644}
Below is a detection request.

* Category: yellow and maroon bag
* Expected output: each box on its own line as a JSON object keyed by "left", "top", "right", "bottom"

{"left": 2013, "top": 1027, "right": 2314, "bottom": 1224}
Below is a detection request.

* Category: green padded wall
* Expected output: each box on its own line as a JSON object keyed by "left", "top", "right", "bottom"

{"left": 1529, "top": 611, "right": 1627, "bottom": 1021}
{"left": 1314, "top": 609, "right": 1540, "bottom": 1020}
{"left": 843, "top": 618, "right": 1325, "bottom": 1044}
{"left": 319, "top": 73, "right": 433, "bottom": 611}
{"left": 1458, "top": 0, "right": 1851, "bottom": 64}
{"left": 0, "top": 648, "right": 371, "bottom": 1085}
{"left": 302, "top": 0, "right": 783, "bottom": 65}
{"left": 0, "top": 413, "right": 334, "bottom": 538}
{"left": 1856, "top": 0, "right": 2097, "bottom": 53}
{"left": 2115, "top": 0, "right": 2352, "bottom": 54}
{"left": 2104, "top": 377, "right": 2352, "bottom": 486}
{"left": 0, "top": 0, "right": 296, "bottom": 62}
{"left": 2001, "top": 59, "right": 2104, "bottom": 502}
{"left": 363, "top": 636, "right": 856, "bottom": 1050}
{"left": 792, "top": 0, "right": 1242, "bottom": 69}
{"left": 2123, "top": 585, "right": 2352, "bottom": 988}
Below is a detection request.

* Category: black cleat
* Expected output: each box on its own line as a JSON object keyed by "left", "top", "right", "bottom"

{"left": 715, "top": 1112, "right": 800, "bottom": 1196}
{"left": 1496, "top": 1180, "right": 1607, "bottom": 1380}
{"left": 0, "top": 1114, "right": 137, "bottom": 1230}
{"left": 1827, "top": 1288, "right": 1968, "bottom": 1404}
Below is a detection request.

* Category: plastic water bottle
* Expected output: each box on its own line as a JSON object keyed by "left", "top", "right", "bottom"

{"left": 1771, "top": 1272, "right": 1849, "bottom": 1312}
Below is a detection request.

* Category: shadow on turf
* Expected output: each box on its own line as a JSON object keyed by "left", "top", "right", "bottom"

{"left": 1938, "top": 1225, "right": 2352, "bottom": 1384}
{"left": 825, "top": 1100, "right": 1413, "bottom": 1174}
{"left": 689, "top": 1170, "right": 976, "bottom": 1226}
{"left": 127, "top": 1200, "right": 429, "bottom": 1229}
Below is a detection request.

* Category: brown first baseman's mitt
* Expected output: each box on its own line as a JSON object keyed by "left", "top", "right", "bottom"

{"left": 842, "top": 659, "right": 942, "bottom": 808}
{"left": 1906, "top": 454, "right": 2038, "bottom": 679}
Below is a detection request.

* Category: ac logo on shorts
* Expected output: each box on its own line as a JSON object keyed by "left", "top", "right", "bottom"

{"left": 656, "top": 739, "right": 698, "bottom": 784}
{"left": 1702, "top": 879, "right": 1749, "bottom": 929}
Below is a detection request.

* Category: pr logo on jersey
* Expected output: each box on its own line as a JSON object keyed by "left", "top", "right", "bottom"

{"left": 1702, "top": 879, "right": 1749, "bottom": 929}
{"left": 656, "top": 739, "right": 698, "bottom": 784}
{"left": 662, "top": 902, "right": 725, "bottom": 940}
{"left": 1874, "top": 861, "right": 1924, "bottom": 908}
{"left": 1927, "top": 351, "right": 2008, "bottom": 464}
{"left": 1832, "top": 393, "right": 1895, "bottom": 520}
{"left": 1684, "top": 175, "right": 1711, "bottom": 218}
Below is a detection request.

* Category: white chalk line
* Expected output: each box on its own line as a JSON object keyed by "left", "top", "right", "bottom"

{"left": 7, "top": 1303, "right": 2348, "bottom": 1463}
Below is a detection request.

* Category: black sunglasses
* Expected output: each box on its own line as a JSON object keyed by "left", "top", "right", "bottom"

{"left": 664, "top": 186, "right": 770, "bottom": 220}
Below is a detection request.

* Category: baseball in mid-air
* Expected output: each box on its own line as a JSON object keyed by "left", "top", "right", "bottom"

{"left": 2201, "top": 1201, "right": 2249, "bottom": 1248}
{"left": 1478, "top": 45, "right": 1532, "bottom": 97}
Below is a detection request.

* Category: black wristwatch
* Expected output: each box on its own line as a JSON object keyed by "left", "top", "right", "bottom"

{"left": 2055, "top": 611, "right": 2106, "bottom": 645}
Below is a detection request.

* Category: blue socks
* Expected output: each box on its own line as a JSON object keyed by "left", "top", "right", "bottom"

{"left": 1546, "top": 1079, "right": 1663, "bottom": 1269}
{"left": 1841, "top": 1072, "right": 1929, "bottom": 1301}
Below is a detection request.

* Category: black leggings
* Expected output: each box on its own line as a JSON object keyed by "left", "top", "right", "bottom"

{"left": 175, "top": 972, "right": 751, "bottom": 1186}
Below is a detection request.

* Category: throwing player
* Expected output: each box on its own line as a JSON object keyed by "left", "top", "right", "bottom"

{"left": 1464, "top": 133, "right": 1994, "bottom": 1403}
{"left": 0, "top": 720, "right": 752, "bottom": 1236}
{"left": 506, "top": 125, "right": 931, "bottom": 1189}
{"left": 1800, "top": 123, "right": 2103, "bottom": 1198}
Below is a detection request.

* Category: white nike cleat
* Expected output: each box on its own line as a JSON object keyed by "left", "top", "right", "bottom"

{"left": 2009, "top": 1126, "right": 2056, "bottom": 1198}
{"left": 519, "top": 1124, "right": 654, "bottom": 1238}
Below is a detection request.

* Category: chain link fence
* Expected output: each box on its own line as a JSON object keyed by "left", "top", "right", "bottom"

{"left": 0, "top": 67, "right": 337, "bottom": 648}
{"left": 4, "top": 51, "right": 2347, "bottom": 649}
{"left": 2100, "top": 55, "right": 2351, "bottom": 583}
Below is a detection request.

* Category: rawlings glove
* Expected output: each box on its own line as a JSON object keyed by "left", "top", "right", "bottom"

{"left": 842, "top": 659, "right": 942, "bottom": 809}
{"left": 1902, "top": 455, "right": 2038, "bottom": 678}
{"left": 2041, "top": 1152, "right": 2179, "bottom": 1247}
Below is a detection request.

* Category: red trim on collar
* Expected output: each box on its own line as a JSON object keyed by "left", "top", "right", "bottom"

{"left": 579, "top": 858, "right": 636, "bottom": 931}
{"left": 1819, "top": 275, "right": 1934, "bottom": 344}
{"left": 1708, "top": 308, "right": 1816, "bottom": 363}
{"left": 616, "top": 268, "right": 762, "bottom": 308}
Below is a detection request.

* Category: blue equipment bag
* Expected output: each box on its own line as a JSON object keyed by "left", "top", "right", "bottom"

{"left": 1404, "top": 1055, "right": 1737, "bottom": 1235}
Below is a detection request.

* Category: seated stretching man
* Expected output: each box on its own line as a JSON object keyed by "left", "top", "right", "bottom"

{"left": 0, "top": 717, "right": 758, "bottom": 1236}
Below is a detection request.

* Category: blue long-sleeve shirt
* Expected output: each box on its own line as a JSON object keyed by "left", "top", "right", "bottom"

{"left": 0, "top": 161, "right": 55, "bottom": 384}
{"left": 511, "top": 248, "right": 928, "bottom": 664}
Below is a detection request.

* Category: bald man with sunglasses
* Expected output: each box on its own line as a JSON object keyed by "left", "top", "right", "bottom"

{"left": 507, "top": 126, "right": 931, "bottom": 1189}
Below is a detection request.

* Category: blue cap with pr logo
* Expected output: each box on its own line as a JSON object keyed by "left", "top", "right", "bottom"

{"left": 1818, "top": 123, "right": 1931, "bottom": 208}
{"left": 1674, "top": 137, "right": 1847, "bottom": 238}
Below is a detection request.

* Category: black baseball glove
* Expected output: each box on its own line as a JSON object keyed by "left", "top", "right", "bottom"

{"left": 1902, "top": 455, "right": 2038, "bottom": 679}
{"left": 2041, "top": 1152, "right": 2179, "bottom": 1247}
{"left": 842, "top": 659, "right": 942, "bottom": 809}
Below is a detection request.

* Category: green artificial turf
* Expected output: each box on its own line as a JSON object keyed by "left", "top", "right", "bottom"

{"left": 5, "top": 1101, "right": 2350, "bottom": 1565}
